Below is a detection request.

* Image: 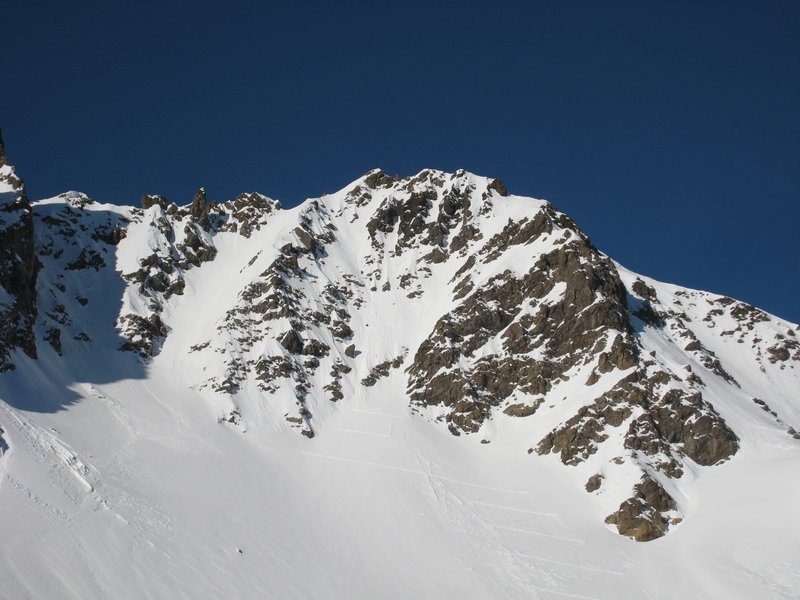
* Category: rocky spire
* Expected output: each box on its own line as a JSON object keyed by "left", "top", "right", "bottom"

{"left": 0, "top": 129, "right": 29, "bottom": 204}
{"left": 190, "top": 187, "right": 211, "bottom": 229}
{"left": 0, "top": 128, "right": 7, "bottom": 167}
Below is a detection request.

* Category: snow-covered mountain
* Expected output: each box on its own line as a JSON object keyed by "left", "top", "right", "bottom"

{"left": 1, "top": 131, "right": 798, "bottom": 599}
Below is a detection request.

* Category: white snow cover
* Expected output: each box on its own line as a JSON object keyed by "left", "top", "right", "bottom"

{"left": 0, "top": 170, "right": 798, "bottom": 599}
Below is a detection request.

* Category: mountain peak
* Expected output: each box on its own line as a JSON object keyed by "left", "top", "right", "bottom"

{"left": 0, "top": 149, "right": 798, "bottom": 598}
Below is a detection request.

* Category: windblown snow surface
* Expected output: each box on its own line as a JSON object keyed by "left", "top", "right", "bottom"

{"left": 0, "top": 169, "right": 798, "bottom": 599}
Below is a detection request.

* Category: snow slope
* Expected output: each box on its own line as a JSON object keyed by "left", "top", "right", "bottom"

{"left": 0, "top": 165, "right": 798, "bottom": 599}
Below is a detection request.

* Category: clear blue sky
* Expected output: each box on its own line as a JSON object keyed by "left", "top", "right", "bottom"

{"left": 2, "top": 0, "right": 798, "bottom": 322}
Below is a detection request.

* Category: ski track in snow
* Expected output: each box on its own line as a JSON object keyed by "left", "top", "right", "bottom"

{"left": 492, "top": 525, "right": 584, "bottom": 544}
{"left": 351, "top": 408, "right": 406, "bottom": 420}
{"left": 473, "top": 500, "right": 557, "bottom": 517}
{"left": 302, "top": 449, "right": 531, "bottom": 495}
{"left": 540, "top": 590, "right": 606, "bottom": 600}
{"left": 517, "top": 554, "right": 624, "bottom": 577}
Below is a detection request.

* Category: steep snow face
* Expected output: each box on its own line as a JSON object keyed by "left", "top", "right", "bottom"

{"left": 0, "top": 163, "right": 798, "bottom": 599}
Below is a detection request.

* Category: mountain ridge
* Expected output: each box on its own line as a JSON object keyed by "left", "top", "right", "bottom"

{"left": 1, "top": 135, "right": 799, "bottom": 598}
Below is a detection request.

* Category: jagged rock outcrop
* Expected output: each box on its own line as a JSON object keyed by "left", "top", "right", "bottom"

{"left": 118, "top": 189, "right": 221, "bottom": 356}
{"left": 0, "top": 423, "right": 8, "bottom": 455}
{"left": 218, "top": 192, "right": 281, "bottom": 238}
{"left": 190, "top": 187, "right": 212, "bottom": 229}
{"left": 141, "top": 194, "right": 172, "bottom": 211}
{"left": 407, "top": 208, "right": 637, "bottom": 435}
{"left": 605, "top": 474, "right": 680, "bottom": 541}
{"left": 0, "top": 130, "right": 39, "bottom": 370}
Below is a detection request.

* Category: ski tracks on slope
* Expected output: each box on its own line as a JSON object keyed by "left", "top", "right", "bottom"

{"left": 282, "top": 400, "right": 630, "bottom": 599}
{"left": 0, "top": 402, "right": 99, "bottom": 511}
{"left": 0, "top": 394, "right": 177, "bottom": 579}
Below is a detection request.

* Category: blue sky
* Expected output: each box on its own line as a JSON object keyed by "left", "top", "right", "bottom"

{"left": 2, "top": 0, "right": 798, "bottom": 322}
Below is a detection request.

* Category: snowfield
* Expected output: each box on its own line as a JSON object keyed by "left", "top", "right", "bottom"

{"left": 0, "top": 166, "right": 798, "bottom": 599}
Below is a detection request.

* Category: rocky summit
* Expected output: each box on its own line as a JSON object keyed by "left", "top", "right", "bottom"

{"left": 0, "top": 133, "right": 798, "bottom": 599}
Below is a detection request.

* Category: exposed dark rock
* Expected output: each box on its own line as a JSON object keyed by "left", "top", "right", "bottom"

{"left": 769, "top": 347, "right": 790, "bottom": 361}
{"left": 331, "top": 320, "right": 353, "bottom": 339}
{"left": 141, "top": 194, "right": 170, "bottom": 210}
{"left": 480, "top": 212, "right": 554, "bottom": 263}
{"left": 648, "top": 391, "right": 738, "bottom": 466}
{"left": 672, "top": 324, "right": 740, "bottom": 385}
{"left": 363, "top": 169, "right": 396, "bottom": 189}
{"left": 166, "top": 279, "right": 186, "bottom": 298}
{"left": 366, "top": 189, "right": 435, "bottom": 254}
{"left": 293, "top": 227, "right": 318, "bottom": 254}
{"left": 279, "top": 330, "right": 304, "bottom": 354}
{"left": 65, "top": 248, "right": 106, "bottom": 271}
{"left": 700, "top": 353, "right": 739, "bottom": 386}
{"left": 728, "top": 300, "right": 770, "bottom": 327}
{"left": 409, "top": 218, "right": 636, "bottom": 434}
{"left": 631, "top": 279, "right": 657, "bottom": 301}
{"left": 605, "top": 475, "right": 677, "bottom": 541}
{"left": 487, "top": 178, "right": 508, "bottom": 197}
{"left": 361, "top": 353, "right": 405, "bottom": 386}
{"left": 597, "top": 335, "right": 638, "bottom": 372}
{"left": 302, "top": 339, "right": 330, "bottom": 358}
{"left": 585, "top": 474, "right": 603, "bottom": 492}
{"left": 45, "top": 303, "right": 70, "bottom": 326}
{"left": 766, "top": 337, "right": 800, "bottom": 363}
{"left": 218, "top": 193, "right": 281, "bottom": 238}
{"left": 92, "top": 223, "right": 127, "bottom": 245}
{"left": 190, "top": 187, "right": 211, "bottom": 229}
{"left": 503, "top": 401, "right": 542, "bottom": 417}
{"left": 118, "top": 313, "right": 168, "bottom": 357}
{"left": 178, "top": 223, "right": 217, "bottom": 265}
{"left": 423, "top": 247, "right": 447, "bottom": 264}
{"left": 324, "top": 360, "right": 351, "bottom": 402}
{"left": 44, "top": 327, "right": 62, "bottom": 355}
{"left": 254, "top": 356, "right": 296, "bottom": 388}
{"left": 222, "top": 409, "right": 241, "bottom": 425}
{"left": 0, "top": 130, "right": 39, "bottom": 370}
{"left": 538, "top": 394, "right": 632, "bottom": 465}
{"left": 538, "top": 350, "right": 739, "bottom": 479}
{"left": 0, "top": 131, "right": 27, "bottom": 200}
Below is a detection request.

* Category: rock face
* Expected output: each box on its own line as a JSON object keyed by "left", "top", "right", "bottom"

{"left": 604, "top": 475, "right": 680, "bottom": 541}
{"left": 0, "top": 423, "right": 8, "bottom": 455}
{"left": 407, "top": 207, "right": 636, "bottom": 436}
{"left": 190, "top": 187, "right": 211, "bottom": 229}
{"left": 0, "top": 143, "right": 797, "bottom": 542}
{"left": 0, "top": 130, "right": 39, "bottom": 370}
